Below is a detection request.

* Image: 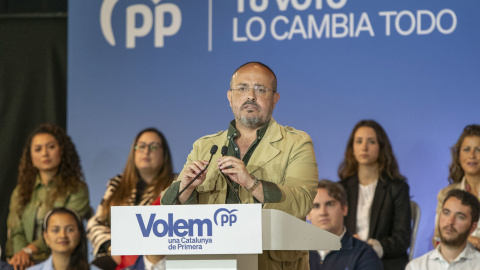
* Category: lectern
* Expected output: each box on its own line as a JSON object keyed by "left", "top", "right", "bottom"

{"left": 111, "top": 204, "right": 340, "bottom": 270}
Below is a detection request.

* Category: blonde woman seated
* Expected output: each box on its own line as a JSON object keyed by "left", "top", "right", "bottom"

{"left": 87, "top": 128, "right": 174, "bottom": 268}
{"left": 27, "top": 208, "right": 89, "bottom": 270}
{"left": 434, "top": 124, "right": 480, "bottom": 248}
{"left": 7, "top": 124, "right": 90, "bottom": 270}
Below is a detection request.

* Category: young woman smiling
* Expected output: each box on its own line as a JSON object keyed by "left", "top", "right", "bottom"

{"left": 434, "top": 124, "right": 480, "bottom": 249}
{"left": 27, "top": 207, "right": 88, "bottom": 270}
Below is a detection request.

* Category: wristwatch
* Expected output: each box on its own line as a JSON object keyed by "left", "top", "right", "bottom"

{"left": 246, "top": 175, "right": 261, "bottom": 193}
{"left": 22, "top": 247, "right": 33, "bottom": 258}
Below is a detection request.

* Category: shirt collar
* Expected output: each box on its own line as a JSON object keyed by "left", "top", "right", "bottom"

{"left": 33, "top": 175, "right": 43, "bottom": 189}
{"left": 461, "top": 176, "right": 467, "bottom": 190}
{"left": 457, "top": 242, "right": 479, "bottom": 260}
{"left": 226, "top": 119, "right": 269, "bottom": 140}
{"left": 143, "top": 256, "right": 166, "bottom": 270}
{"left": 432, "top": 242, "right": 478, "bottom": 263}
{"left": 339, "top": 227, "right": 347, "bottom": 239}
{"left": 34, "top": 174, "right": 60, "bottom": 189}
{"left": 430, "top": 244, "right": 445, "bottom": 261}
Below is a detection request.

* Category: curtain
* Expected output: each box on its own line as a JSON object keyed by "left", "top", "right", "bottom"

{"left": 0, "top": 14, "right": 67, "bottom": 260}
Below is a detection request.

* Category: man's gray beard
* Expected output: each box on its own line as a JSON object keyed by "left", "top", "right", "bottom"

{"left": 238, "top": 115, "right": 269, "bottom": 129}
{"left": 439, "top": 225, "right": 471, "bottom": 247}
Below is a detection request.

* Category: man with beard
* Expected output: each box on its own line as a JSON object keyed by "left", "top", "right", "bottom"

{"left": 161, "top": 62, "right": 318, "bottom": 269}
{"left": 406, "top": 189, "right": 480, "bottom": 269}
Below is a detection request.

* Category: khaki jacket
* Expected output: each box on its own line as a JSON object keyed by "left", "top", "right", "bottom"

{"left": 163, "top": 119, "right": 318, "bottom": 269}
{"left": 6, "top": 176, "right": 90, "bottom": 260}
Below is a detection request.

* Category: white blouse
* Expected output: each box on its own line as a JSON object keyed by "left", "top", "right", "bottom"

{"left": 356, "top": 180, "right": 378, "bottom": 241}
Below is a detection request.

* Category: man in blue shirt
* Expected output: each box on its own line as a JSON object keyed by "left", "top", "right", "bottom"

{"left": 307, "top": 180, "right": 383, "bottom": 270}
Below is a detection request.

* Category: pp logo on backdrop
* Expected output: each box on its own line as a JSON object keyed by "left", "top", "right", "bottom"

{"left": 100, "top": 0, "right": 182, "bottom": 48}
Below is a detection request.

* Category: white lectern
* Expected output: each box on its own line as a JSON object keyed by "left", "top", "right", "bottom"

{"left": 111, "top": 205, "right": 340, "bottom": 270}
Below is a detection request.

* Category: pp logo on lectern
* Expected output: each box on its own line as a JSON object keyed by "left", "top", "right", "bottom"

{"left": 213, "top": 208, "right": 238, "bottom": 227}
{"left": 100, "top": 0, "right": 182, "bottom": 48}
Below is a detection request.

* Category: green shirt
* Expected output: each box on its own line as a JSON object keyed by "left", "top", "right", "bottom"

{"left": 224, "top": 120, "right": 281, "bottom": 203}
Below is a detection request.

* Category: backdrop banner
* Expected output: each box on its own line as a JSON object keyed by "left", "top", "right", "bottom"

{"left": 68, "top": 0, "right": 480, "bottom": 258}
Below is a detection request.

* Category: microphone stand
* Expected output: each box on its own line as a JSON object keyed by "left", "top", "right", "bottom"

{"left": 220, "top": 146, "right": 242, "bottom": 204}
{"left": 172, "top": 145, "right": 218, "bottom": 204}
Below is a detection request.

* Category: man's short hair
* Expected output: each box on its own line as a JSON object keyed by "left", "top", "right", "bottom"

{"left": 230, "top": 61, "right": 277, "bottom": 92}
{"left": 443, "top": 189, "right": 480, "bottom": 225}
{"left": 317, "top": 179, "right": 348, "bottom": 206}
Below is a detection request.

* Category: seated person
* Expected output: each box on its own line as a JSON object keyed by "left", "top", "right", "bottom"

{"left": 27, "top": 207, "right": 89, "bottom": 270}
{"left": 118, "top": 197, "right": 164, "bottom": 270}
{"left": 407, "top": 189, "right": 480, "bottom": 269}
{"left": 87, "top": 128, "right": 174, "bottom": 269}
{"left": 7, "top": 124, "right": 90, "bottom": 270}
{"left": 338, "top": 120, "right": 411, "bottom": 270}
{"left": 307, "top": 180, "right": 383, "bottom": 270}
{"left": 434, "top": 124, "right": 480, "bottom": 248}
{"left": 121, "top": 255, "right": 165, "bottom": 270}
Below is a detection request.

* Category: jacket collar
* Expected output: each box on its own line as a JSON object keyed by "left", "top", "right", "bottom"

{"left": 343, "top": 175, "right": 387, "bottom": 238}
{"left": 206, "top": 118, "right": 282, "bottom": 175}
{"left": 369, "top": 179, "right": 387, "bottom": 238}
{"left": 246, "top": 118, "right": 282, "bottom": 174}
{"left": 340, "top": 230, "right": 354, "bottom": 251}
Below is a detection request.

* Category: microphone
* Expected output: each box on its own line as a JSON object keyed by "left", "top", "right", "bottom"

{"left": 220, "top": 146, "right": 242, "bottom": 204}
{"left": 221, "top": 145, "right": 228, "bottom": 156}
{"left": 173, "top": 145, "right": 218, "bottom": 204}
{"left": 210, "top": 145, "right": 219, "bottom": 155}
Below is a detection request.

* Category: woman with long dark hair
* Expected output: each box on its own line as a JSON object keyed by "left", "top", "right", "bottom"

{"left": 434, "top": 124, "right": 480, "bottom": 248}
{"left": 338, "top": 120, "right": 411, "bottom": 270}
{"left": 7, "top": 124, "right": 90, "bottom": 270}
{"left": 87, "top": 128, "right": 174, "bottom": 268}
{"left": 27, "top": 207, "right": 88, "bottom": 270}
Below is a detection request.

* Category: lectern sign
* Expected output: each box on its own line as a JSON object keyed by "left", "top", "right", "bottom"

{"left": 111, "top": 204, "right": 262, "bottom": 255}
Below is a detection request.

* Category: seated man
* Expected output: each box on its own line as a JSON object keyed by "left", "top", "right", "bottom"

{"left": 307, "top": 180, "right": 383, "bottom": 270}
{"left": 122, "top": 255, "right": 165, "bottom": 270}
{"left": 407, "top": 189, "right": 480, "bottom": 269}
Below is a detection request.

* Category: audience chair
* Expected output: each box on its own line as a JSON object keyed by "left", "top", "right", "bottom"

{"left": 409, "top": 200, "right": 421, "bottom": 261}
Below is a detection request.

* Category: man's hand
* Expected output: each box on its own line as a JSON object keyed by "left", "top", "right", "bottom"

{"left": 180, "top": 160, "right": 210, "bottom": 190}
{"left": 217, "top": 156, "right": 254, "bottom": 188}
{"left": 178, "top": 160, "right": 209, "bottom": 203}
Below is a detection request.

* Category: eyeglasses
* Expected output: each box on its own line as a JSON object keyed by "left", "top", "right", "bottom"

{"left": 134, "top": 142, "right": 162, "bottom": 152}
{"left": 230, "top": 85, "right": 275, "bottom": 96}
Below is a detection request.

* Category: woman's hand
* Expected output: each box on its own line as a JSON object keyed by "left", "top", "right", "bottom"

{"left": 8, "top": 249, "right": 33, "bottom": 270}
{"left": 111, "top": 255, "right": 122, "bottom": 265}
{"left": 468, "top": 235, "right": 480, "bottom": 250}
